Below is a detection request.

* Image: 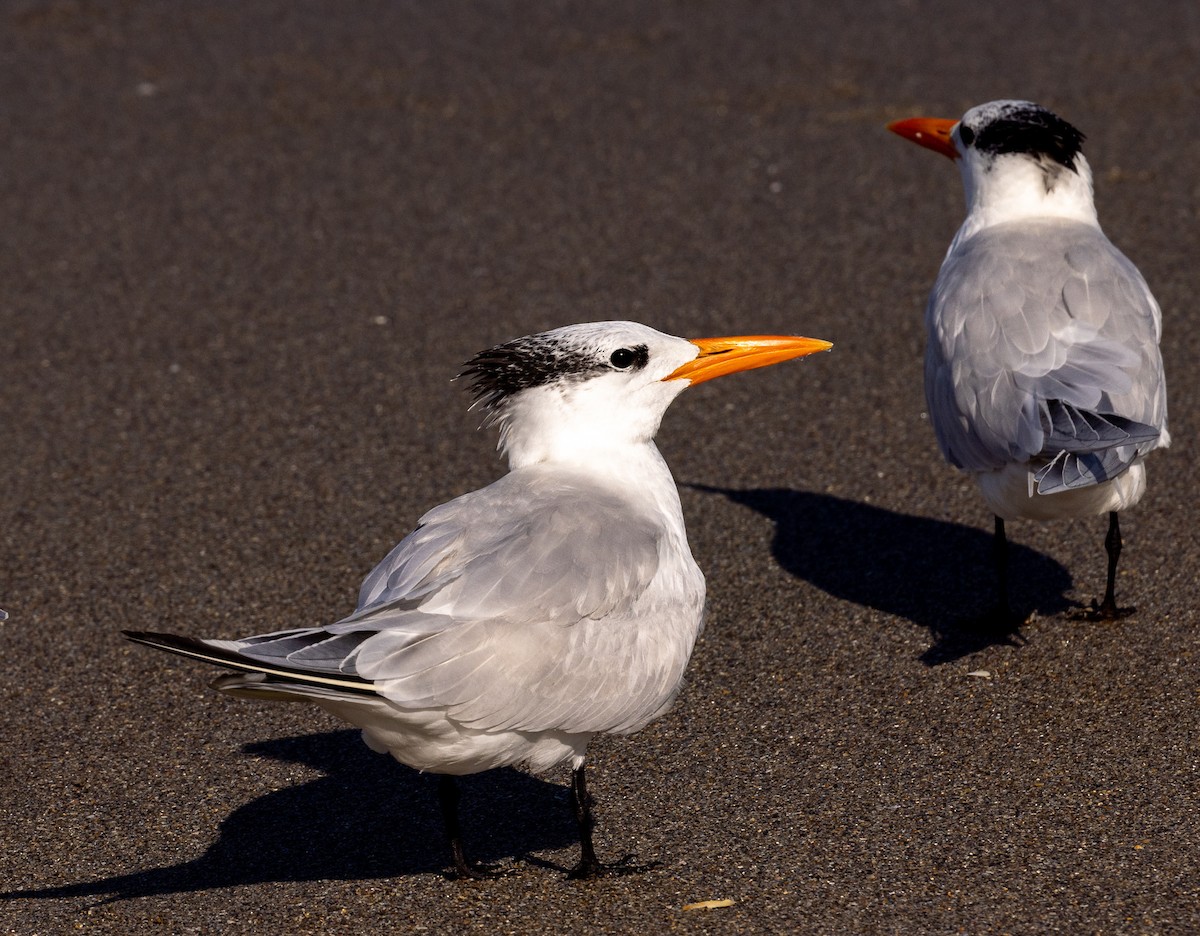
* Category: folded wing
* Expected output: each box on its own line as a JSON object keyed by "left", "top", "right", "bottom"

{"left": 925, "top": 219, "right": 1168, "bottom": 488}
{"left": 129, "top": 465, "right": 682, "bottom": 736}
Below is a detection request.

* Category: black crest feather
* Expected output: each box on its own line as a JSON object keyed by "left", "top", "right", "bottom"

{"left": 459, "top": 325, "right": 654, "bottom": 412}
{"left": 459, "top": 334, "right": 601, "bottom": 410}
{"left": 970, "top": 102, "right": 1086, "bottom": 171}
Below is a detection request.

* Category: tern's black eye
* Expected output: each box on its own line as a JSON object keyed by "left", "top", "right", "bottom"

{"left": 606, "top": 344, "right": 648, "bottom": 371}
{"left": 958, "top": 124, "right": 975, "bottom": 146}
{"left": 610, "top": 348, "right": 637, "bottom": 369}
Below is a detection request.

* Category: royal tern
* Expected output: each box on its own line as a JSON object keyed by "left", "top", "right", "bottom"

{"left": 888, "top": 100, "right": 1168, "bottom": 621}
{"left": 125, "top": 321, "right": 831, "bottom": 879}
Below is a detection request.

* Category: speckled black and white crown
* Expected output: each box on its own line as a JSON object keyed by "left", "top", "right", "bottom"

{"left": 460, "top": 324, "right": 651, "bottom": 412}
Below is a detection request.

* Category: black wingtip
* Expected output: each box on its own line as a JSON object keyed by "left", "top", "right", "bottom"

{"left": 123, "top": 629, "right": 176, "bottom": 646}
{"left": 123, "top": 629, "right": 162, "bottom": 642}
{"left": 121, "top": 630, "right": 257, "bottom": 670}
{"left": 123, "top": 630, "right": 210, "bottom": 654}
{"left": 122, "top": 628, "right": 379, "bottom": 696}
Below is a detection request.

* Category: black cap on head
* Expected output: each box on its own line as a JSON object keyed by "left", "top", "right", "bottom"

{"left": 964, "top": 101, "right": 1086, "bottom": 171}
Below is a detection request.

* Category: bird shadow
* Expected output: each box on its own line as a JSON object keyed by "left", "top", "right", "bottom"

{"left": 688, "top": 485, "right": 1075, "bottom": 664}
{"left": 0, "top": 730, "right": 579, "bottom": 904}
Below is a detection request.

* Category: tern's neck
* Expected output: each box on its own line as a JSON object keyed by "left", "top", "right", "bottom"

{"left": 505, "top": 432, "right": 685, "bottom": 534}
{"left": 494, "top": 381, "right": 682, "bottom": 474}
{"left": 495, "top": 389, "right": 685, "bottom": 522}
{"left": 951, "top": 151, "right": 1098, "bottom": 251}
{"left": 505, "top": 432, "right": 672, "bottom": 484}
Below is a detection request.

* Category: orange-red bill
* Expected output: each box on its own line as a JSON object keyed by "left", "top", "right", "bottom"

{"left": 664, "top": 335, "right": 833, "bottom": 386}
{"left": 887, "top": 116, "right": 960, "bottom": 160}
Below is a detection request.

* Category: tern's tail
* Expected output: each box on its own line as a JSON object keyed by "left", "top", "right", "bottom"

{"left": 122, "top": 630, "right": 378, "bottom": 698}
{"left": 1033, "top": 402, "right": 1162, "bottom": 494}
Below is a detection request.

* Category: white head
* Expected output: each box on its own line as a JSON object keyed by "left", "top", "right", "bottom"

{"left": 889, "top": 100, "right": 1098, "bottom": 239}
{"left": 461, "top": 321, "right": 831, "bottom": 470}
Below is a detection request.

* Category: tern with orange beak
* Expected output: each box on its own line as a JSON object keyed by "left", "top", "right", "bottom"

{"left": 889, "top": 100, "right": 1168, "bottom": 622}
{"left": 125, "top": 321, "right": 831, "bottom": 880}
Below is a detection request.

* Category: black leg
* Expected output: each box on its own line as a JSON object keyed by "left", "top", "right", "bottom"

{"left": 567, "top": 764, "right": 601, "bottom": 879}
{"left": 973, "top": 515, "right": 1029, "bottom": 637}
{"left": 437, "top": 775, "right": 502, "bottom": 880}
{"left": 1094, "top": 510, "right": 1132, "bottom": 620}
{"left": 1102, "top": 511, "right": 1121, "bottom": 611}
{"left": 992, "top": 515, "right": 1011, "bottom": 620}
{"left": 1065, "top": 511, "right": 1137, "bottom": 621}
{"left": 565, "top": 763, "right": 658, "bottom": 880}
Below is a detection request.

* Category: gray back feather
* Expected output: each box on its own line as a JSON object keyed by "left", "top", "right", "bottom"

{"left": 925, "top": 219, "right": 1168, "bottom": 484}
{"left": 231, "top": 465, "right": 689, "bottom": 735}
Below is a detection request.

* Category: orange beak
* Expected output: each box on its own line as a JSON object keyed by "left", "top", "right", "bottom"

{"left": 887, "top": 116, "right": 960, "bottom": 160}
{"left": 664, "top": 335, "right": 832, "bottom": 386}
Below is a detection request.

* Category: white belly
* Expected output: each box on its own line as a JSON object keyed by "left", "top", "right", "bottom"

{"left": 977, "top": 460, "right": 1147, "bottom": 521}
{"left": 316, "top": 696, "right": 592, "bottom": 776}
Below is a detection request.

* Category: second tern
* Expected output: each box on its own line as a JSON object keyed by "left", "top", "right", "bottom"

{"left": 888, "top": 100, "right": 1169, "bottom": 621}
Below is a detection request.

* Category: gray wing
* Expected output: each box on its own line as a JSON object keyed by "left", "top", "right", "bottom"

{"left": 213, "top": 466, "right": 675, "bottom": 734}
{"left": 925, "top": 219, "right": 1168, "bottom": 489}
{"left": 349, "top": 467, "right": 660, "bottom": 625}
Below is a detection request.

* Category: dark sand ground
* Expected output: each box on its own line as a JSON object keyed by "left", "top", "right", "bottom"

{"left": 2, "top": 2, "right": 1198, "bottom": 933}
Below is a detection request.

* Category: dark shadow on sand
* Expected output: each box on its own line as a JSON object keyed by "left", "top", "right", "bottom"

{"left": 690, "top": 485, "right": 1074, "bottom": 664}
{"left": 1, "top": 730, "right": 579, "bottom": 903}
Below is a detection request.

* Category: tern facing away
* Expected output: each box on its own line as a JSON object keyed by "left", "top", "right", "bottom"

{"left": 125, "top": 321, "right": 831, "bottom": 879}
{"left": 888, "top": 100, "right": 1168, "bottom": 621}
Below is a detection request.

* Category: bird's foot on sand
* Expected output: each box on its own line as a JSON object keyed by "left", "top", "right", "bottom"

{"left": 566, "top": 854, "right": 660, "bottom": 881}
{"left": 444, "top": 857, "right": 516, "bottom": 881}
{"left": 1070, "top": 599, "right": 1135, "bottom": 622}
{"left": 969, "top": 606, "right": 1029, "bottom": 642}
